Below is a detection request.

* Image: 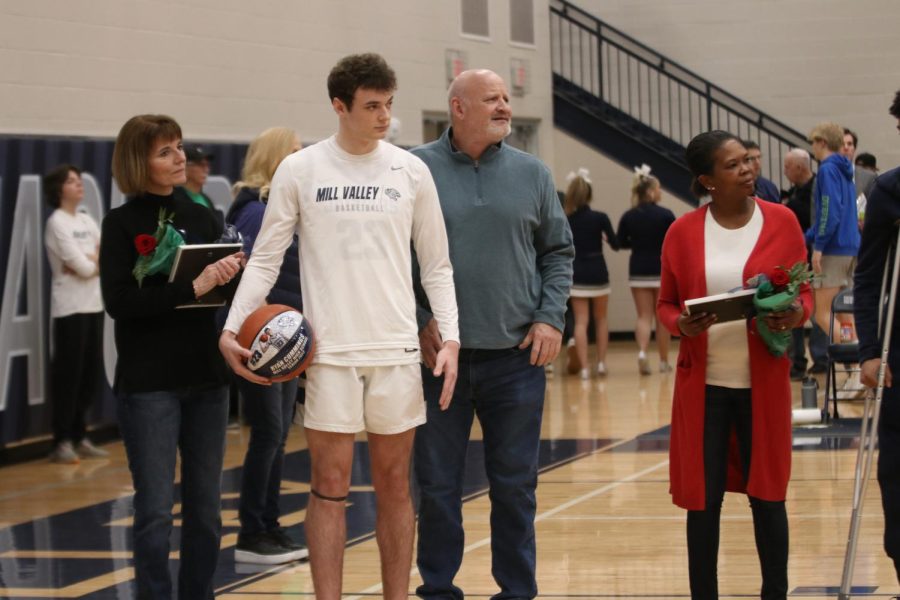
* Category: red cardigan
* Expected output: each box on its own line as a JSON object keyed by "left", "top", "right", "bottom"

{"left": 657, "top": 199, "right": 812, "bottom": 510}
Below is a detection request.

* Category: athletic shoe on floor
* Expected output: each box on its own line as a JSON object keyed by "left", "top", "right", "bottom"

{"left": 596, "top": 362, "right": 607, "bottom": 377}
{"left": 50, "top": 440, "right": 80, "bottom": 464}
{"left": 267, "top": 527, "right": 307, "bottom": 554}
{"left": 659, "top": 361, "right": 673, "bottom": 374}
{"left": 235, "top": 532, "right": 308, "bottom": 564}
{"left": 638, "top": 353, "right": 651, "bottom": 376}
{"left": 77, "top": 439, "right": 109, "bottom": 458}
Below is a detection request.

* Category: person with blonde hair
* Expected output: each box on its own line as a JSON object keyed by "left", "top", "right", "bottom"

{"left": 616, "top": 164, "right": 675, "bottom": 374}
{"left": 806, "top": 122, "right": 859, "bottom": 340}
{"left": 564, "top": 168, "right": 618, "bottom": 378}
{"left": 226, "top": 127, "right": 308, "bottom": 565}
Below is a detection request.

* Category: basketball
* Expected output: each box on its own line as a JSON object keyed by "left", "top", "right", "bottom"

{"left": 236, "top": 304, "right": 315, "bottom": 382}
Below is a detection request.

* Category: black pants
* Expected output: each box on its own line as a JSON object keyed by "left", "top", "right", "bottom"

{"left": 687, "top": 385, "right": 789, "bottom": 600}
{"left": 50, "top": 312, "right": 103, "bottom": 445}
{"left": 878, "top": 351, "right": 900, "bottom": 584}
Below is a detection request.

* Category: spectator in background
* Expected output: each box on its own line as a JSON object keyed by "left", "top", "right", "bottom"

{"left": 564, "top": 168, "right": 617, "bottom": 378}
{"left": 617, "top": 164, "right": 675, "bottom": 374}
{"left": 177, "top": 144, "right": 224, "bottom": 230}
{"left": 226, "top": 127, "right": 307, "bottom": 565}
{"left": 782, "top": 149, "right": 829, "bottom": 379}
{"left": 43, "top": 164, "right": 107, "bottom": 463}
{"left": 807, "top": 122, "right": 860, "bottom": 339}
{"left": 743, "top": 140, "right": 780, "bottom": 203}
{"left": 855, "top": 152, "right": 878, "bottom": 174}
{"left": 842, "top": 128, "right": 877, "bottom": 199}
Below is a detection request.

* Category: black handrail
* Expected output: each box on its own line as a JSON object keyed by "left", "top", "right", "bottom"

{"left": 550, "top": 0, "right": 809, "bottom": 191}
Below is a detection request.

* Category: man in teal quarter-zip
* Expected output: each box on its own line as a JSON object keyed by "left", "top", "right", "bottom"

{"left": 411, "top": 69, "right": 574, "bottom": 600}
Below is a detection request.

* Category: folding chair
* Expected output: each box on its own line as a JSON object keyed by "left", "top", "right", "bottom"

{"left": 822, "top": 288, "right": 861, "bottom": 421}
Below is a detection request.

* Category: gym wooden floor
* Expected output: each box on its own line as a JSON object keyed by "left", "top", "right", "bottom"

{"left": 0, "top": 340, "right": 896, "bottom": 599}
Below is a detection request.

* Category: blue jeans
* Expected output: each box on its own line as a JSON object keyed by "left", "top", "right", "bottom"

{"left": 238, "top": 379, "right": 297, "bottom": 535}
{"left": 415, "top": 347, "right": 545, "bottom": 600}
{"left": 117, "top": 386, "right": 229, "bottom": 600}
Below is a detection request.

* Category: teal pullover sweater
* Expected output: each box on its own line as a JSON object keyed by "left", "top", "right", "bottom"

{"left": 412, "top": 128, "right": 574, "bottom": 349}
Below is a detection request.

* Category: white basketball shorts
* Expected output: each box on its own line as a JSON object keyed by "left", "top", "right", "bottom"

{"left": 303, "top": 363, "right": 425, "bottom": 434}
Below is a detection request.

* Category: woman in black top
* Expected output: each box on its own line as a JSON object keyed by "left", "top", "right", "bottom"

{"left": 99, "top": 114, "right": 243, "bottom": 599}
{"left": 565, "top": 169, "right": 618, "bottom": 378}
{"left": 617, "top": 166, "right": 676, "bottom": 375}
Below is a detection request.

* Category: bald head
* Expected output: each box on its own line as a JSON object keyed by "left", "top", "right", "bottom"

{"left": 446, "top": 69, "right": 512, "bottom": 160}
{"left": 783, "top": 148, "right": 813, "bottom": 186}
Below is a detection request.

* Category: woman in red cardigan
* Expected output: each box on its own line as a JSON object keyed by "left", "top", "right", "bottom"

{"left": 658, "top": 131, "right": 812, "bottom": 600}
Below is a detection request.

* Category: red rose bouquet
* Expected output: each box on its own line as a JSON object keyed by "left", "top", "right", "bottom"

{"left": 132, "top": 208, "right": 184, "bottom": 286}
{"left": 745, "top": 262, "right": 813, "bottom": 356}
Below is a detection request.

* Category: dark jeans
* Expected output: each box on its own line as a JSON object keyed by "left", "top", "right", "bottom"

{"left": 878, "top": 349, "right": 900, "bottom": 583}
{"left": 117, "top": 386, "right": 229, "bottom": 600}
{"left": 51, "top": 312, "right": 103, "bottom": 445}
{"left": 238, "top": 379, "right": 297, "bottom": 535}
{"left": 415, "top": 347, "right": 545, "bottom": 600}
{"left": 687, "top": 386, "right": 788, "bottom": 600}
{"left": 790, "top": 321, "right": 828, "bottom": 372}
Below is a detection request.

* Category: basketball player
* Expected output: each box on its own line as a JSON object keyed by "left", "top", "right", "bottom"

{"left": 412, "top": 70, "right": 573, "bottom": 599}
{"left": 219, "top": 53, "right": 459, "bottom": 600}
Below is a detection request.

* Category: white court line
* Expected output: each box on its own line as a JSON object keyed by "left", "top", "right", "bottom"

{"left": 345, "top": 458, "right": 669, "bottom": 600}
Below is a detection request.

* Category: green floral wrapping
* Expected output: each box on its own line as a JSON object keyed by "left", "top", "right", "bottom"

{"left": 753, "top": 282, "right": 797, "bottom": 358}
{"left": 748, "top": 262, "right": 813, "bottom": 357}
{"left": 132, "top": 208, "right": 185, "bottom": 286}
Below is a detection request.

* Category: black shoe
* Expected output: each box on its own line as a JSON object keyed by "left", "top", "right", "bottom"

{"left": 790, "top": 367, "right": 806, "bottom": 381}
{"left": 809, "top": 363, "right": 828, "bottom": 374}
{"left": 235, "top": 532, "right": 308, "bottom": 564}
{"left": 267, "top": 527, "right": 306, "bottom": 553}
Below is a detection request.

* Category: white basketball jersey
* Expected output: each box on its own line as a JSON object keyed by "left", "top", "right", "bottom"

{"left": 225, "top": 136, "right": 459, "bottom": 366}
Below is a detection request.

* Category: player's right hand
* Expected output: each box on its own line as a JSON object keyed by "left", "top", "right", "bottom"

{"left": 219, "top": 330, "right": 271, "bottom": 385}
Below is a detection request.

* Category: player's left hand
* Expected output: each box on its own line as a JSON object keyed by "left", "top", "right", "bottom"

{"left": 433, "top": 340, "right": 460, "bottom": 410}
{"left": 519, "top": 322, "right": 562, "bottom": 366}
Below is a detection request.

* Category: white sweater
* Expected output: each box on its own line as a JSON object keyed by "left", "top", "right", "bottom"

{"left": 225, "top": 136, "right": 459, "bottom": 366}
{"left": 703, "top": 203, "right": 763, "bottom": 388}
{"left": 44, "top": 208, "right": 103, "bottom": 318}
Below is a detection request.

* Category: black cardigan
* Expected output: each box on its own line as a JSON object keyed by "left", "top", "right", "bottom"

{"left": 99, "top": 192, "right": 230, "bottom": 393}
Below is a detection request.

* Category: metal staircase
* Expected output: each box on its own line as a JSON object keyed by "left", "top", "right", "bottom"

{"left": 550, "top": 0, "right": 808, "bottom": 204}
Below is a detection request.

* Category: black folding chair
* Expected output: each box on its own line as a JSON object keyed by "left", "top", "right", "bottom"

{"left": 822, "top": 288, "right": 861, "bottom": 421}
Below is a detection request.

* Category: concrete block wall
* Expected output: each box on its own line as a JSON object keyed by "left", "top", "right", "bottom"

{"left": 0, "top": 0, "right": 553, "bottom": 164}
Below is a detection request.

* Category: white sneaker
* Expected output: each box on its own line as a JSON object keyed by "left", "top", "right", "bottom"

{"left": 545, "top": 362, "right": 555, "bottom": 375}
{"left": 50, "top": 440, "right": 80, "bottom": 464}
{"left": 596, "top": 362, "right": 607, "bottom": 377}
{"left": 77, "top": 439, "right": 109, "bottom": 458}
{"left": 660, "top": 361, "right": 673, "bottom": 373}
{"left": 638, "top": 355, "right": 651, "bottom": 376}
{"left": 578, "top": 368, "right": 590, "bottom": 380}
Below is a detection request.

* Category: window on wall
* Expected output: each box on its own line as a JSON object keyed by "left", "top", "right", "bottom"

{"left": 510, "top": 0, "right": 535, "bottom": 45}
{"left": 461, "top": 0, "right": 490, "bottom": 39}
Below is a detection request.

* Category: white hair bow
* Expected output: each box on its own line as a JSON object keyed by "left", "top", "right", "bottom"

{"left": 565, "top": 167, "right": 591, "bottom": 185}
{"left": 633, "top": 164, "right": 652, "bottom": 178}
